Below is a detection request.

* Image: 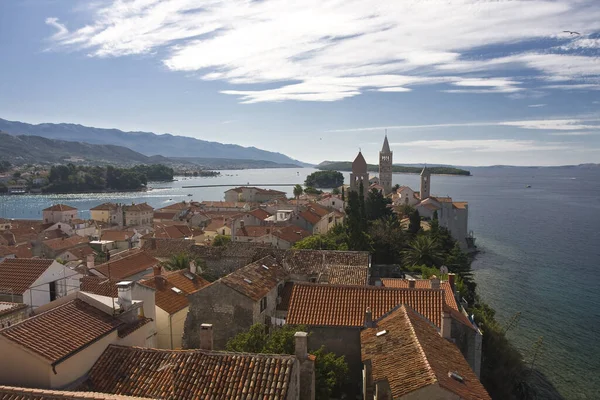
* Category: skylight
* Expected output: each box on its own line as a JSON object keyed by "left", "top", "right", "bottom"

{"left": 244, "top": 278, "right": 252, "bottom": 284}
{"left": 448, "top": 371, "right": 464, "bottom": 383}
{"left": 376, "top": 330, "right": 388, "bottom": 337}
{"left": 262, "top": 265, "right": 269, "bottom": 270}
{"left": 171, "top": 287, "right": 183, "bottom": 294}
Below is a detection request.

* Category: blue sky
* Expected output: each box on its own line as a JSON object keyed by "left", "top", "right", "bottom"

{"left": 1, "top": 0, "right": 599, "bottom": 166}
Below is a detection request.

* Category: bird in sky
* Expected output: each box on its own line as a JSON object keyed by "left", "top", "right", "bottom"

{"left": 563, "top": 30, "right": 581, "bottom": 35}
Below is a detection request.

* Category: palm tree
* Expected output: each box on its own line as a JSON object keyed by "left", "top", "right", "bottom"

{"left": 402, "top": 236, "right": 444, "bottom": 267}
{"left": 293, "top": 184, "right": 303, "bottom": 200}
{"left": 164, "top": 253, "right": 197, "bottom": 271}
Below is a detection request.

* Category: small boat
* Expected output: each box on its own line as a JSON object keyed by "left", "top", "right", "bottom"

{"left": 169, "top": 198, "right": 173, "bottom": 200}
{"left": 526, "top": 185, "right": 531, "bottom": 188}
{"left": 187, "top": 194, "right": 193, "bottom": 196}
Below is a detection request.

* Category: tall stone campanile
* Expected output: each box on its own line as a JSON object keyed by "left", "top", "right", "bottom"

{"left": 420, "top": 165, "right": 431, "bottom": 200}
{"left": 350, "top": 151, "right": 369, "bottom": 197}
{"left": 379, "top": 135, "right": 393, "bottom": 194}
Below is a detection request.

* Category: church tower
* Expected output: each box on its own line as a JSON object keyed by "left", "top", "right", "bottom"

{"left": 420, "top": 166, "right": 431, "bottom": 200}
{"left": 379, "top": 135, "right": 393, "bottom": 194}
{"left": 350, "top": 151, "right": 369, "bottom": 197}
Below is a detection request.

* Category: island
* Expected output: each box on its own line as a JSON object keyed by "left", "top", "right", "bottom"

{"left": 317, "top": 161, "right": 471, "bottom": 176}
{"left": 305, "top": 170, "right": 344, "bottom": 188}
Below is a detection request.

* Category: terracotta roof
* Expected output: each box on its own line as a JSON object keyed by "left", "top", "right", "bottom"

{"left": 287, "top": 283, "right": 443, "bottom": 327}
{"left": 153, "top": 224, "right": 197, "bottom": 240}
{"left": 140, "top": 270, "right": 210, "bottom": 314}
{"left": 62, "top": 246, "right": 96, "bottom": 260}
{"left": 299, "top": 209, "right": 321, "bottom": 225}
{"left": 140, "top": 239, "right": 196, "bottom": 259}
{"left": 82, "top": 345, "right": 295, "bottom": 399}
{"left": 158, "top": 202, "right": 189, "bottom": 211}
{"left": 0, "top": 386, "right": 151, "bottom": 400}
{"left": 236, "top": 225, "right": 272, "bottom": 237}
{"left": 323, "top": 265, "right": 369, "bottom": 285}
{"left": 93, "top": 251, "right": 158, "bottom": 280}
{"left": 0, "top": 302, "right": 28, "bottom": 318}
{"left": 100, "top": 230, "right": 131, "bottom": 242}
{"left": 43, "top": 204, "right": 77, "bottom": 212}
{"left": 43, "top": 236, "right": 89, "bottom": 251}
{"left": 200, "top": 201, "right": 250, "bottom": 209}
{"left": 0, "top": 246, "right": 16, "bottom": 257}
{"left": 0, "top": 299, "right": 122, "bottom": 364}
{"left": 432, "top": 196, "right": 453, "bottom": 203}
{"left": 40, "top": 229, "right": 69, "bottom": 241}
{"left": 249, "top": 208, "right": 272, "bottom": 220}
{"left": 352, "top": 151, "right": 368, "bottom": 174}
{"left": 204, "top": 217, "right": 228, "bottom": 232}
{"left": 453, "top": 201, "right": 468, "bottom": 209}
{"left": 271, "top": 225, "right": 311, "bottom": 244}
{"left": 361, "top": 306, "right": 490, "bottom": 400}
{"left": 80, "top": 276, "right": 119, "bottom": 298}
{"left": 153, "top": 212, "right": 177, "bottom": 220}
{"left": 220, "top": 256, "right": 288, "bottom": 301}
{"left": 0, "top": 258, "right": 55, "bottom": 295}
{"left": 122, "top": 203, "right": 153, "bottom": 212}
{"left": 90, "top": 202, "right": 118, "bottom": 211}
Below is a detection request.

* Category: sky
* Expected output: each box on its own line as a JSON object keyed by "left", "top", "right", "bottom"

{"left": 1, "top": 0, "right": 599, "bottom": 166}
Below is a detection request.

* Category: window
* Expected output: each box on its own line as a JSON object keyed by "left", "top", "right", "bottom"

{"left": 49, "top": 281, "right": 57, "bottom": 301}
{"left": 260, "top": 296, "right": 267, "bottom": 312}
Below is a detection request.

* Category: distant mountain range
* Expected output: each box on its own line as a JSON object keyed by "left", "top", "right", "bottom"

{"left": 0, "top": 132, "right": 170, "bottom": 165}
{"left": 316, "top": 161, "right": 471, "bottom": 176}
{"left": 0, "top": 118, "right": 308, "bottom": 167}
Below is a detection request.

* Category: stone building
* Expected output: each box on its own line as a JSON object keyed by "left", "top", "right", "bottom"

{"left": 42, "top": 204, "right": 78, "bottom": 224}
{"left": 379, "top": 135, "right": 393, "bottom": 195}
{"left": 420, "top": 166, "right": 431, "bottom": 200}
{"left": 349, "top": 151, "right": 369, "bottom": 196}
{"left": 183, "top": 255, "right": 288, "bottom": 350}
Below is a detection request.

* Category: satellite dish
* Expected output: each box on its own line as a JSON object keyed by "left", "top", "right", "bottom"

{"left": 439, "top": 265, "right": 449, "bottom": 275}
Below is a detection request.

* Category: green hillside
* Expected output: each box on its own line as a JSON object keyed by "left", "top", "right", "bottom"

{"left": 317, "top": 161, "right": 470, "bottom": 176}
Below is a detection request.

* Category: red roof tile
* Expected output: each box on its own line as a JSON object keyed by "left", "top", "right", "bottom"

{"left": 287, "top": 283, "right": 444, "bottom": 327}
{"left": 299, "top": 210, "right": 321, "bottom": 225}
{"left": 140, "top": 271, "right": 210, "bottom": 314}
{"left": 271, "top": 225, "right": 311, "bottom": 244}
{"left": 100, "top": 231, "right": 133, "bottom": 242}
{"left": 249, "top": 208, "right": 272, "bottom": 220}
{"left": 90, "top": 203, "right": 118, "bottom": 211}
{"left": 0, "top": 259, "right": 55, "bottom": 295}
{"left": 220, "top": 256, "right": 287, "bottom": 301}
{"left": 0, "top": 302, "right": 28, "bottom": 318}
{"left": 43, "top": 236, "right": 89, "bottom": 251}
{"left": 93, "top": 252, "right": 158, "bottom": 281}
{"left": 62, "top": 246, "right": 96, "bottom": 260}
{"left": 282, "top": 249, "right": 370, "bottom": 285}
{"left": 80, "top": 276, "right": 119, "bottom": 298}
{"left": 82, "top": 345, "right": 296, "bottom": 400}
{"left": 0, "top": 386, "right": 151, "bottom": 399}
{"left": 43, "top": 204, "right": 77, "bottom": 212}
{"left": 361, "top": 306, "right": 490, "bottom": 400}
{"left": 123, "top": 203, "right": 153, "bottom": 212}
{"left": 153, "top": 212, "right": 177, "bottom": 220}
{"left": 0, "top": 299, "right": 122, "bottom": 364}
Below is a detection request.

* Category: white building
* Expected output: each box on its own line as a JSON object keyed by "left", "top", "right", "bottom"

{"left": 42, "top": 204, "right": 78, "bottom": 224}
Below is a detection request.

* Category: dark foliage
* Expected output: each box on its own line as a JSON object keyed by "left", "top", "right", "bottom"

{"left": 305, "top": 170, "right": 344, "bottom": 188}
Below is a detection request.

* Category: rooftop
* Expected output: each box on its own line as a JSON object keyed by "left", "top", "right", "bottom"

{"left": 287, "top": 283, "right": 444, "bottom": 327}
{"left": 282, "top": 249, "right": 370, "bottom": 285}
{"left": 43, "top": 236, "right": 89, "bottom": 251}
{"left": 90, "top": 202, "right": 118, "bottom": 211}
{"left": 0, "top": 258, "right": 55, "bottom": 295}
{"left": 92, "top": 251, "right": 158, "bottom": 281}
{"left": 100, "top": 231, "right": 133, "bottom": 242}
{"left": 43, "top": 204, "right": 77, "bottom": 212}
{"left": 0, "top": 298, "right": 124, "bottom": 364}
{"left": 140, "top": 270, "right": 210, "bottom": 314}
{"left": 81, "top": 345, "right": 296, "bottom": 400}
{"left": 122, "top": 203, "right": 153, "bottom": 212}
{"left": 0, "top": 386, "right": 151, "bottom": 400}
{"left": 220, "top": 255, "right": 287, "bottom": 301}
{"left": 361, "top": 305, "right": 490, "bottom": 400}
{"left": 0, "top": 302, "right": 28, "bottom": 318}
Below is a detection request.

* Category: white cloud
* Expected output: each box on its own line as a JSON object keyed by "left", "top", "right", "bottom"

{"left": 327, "top": 117, "right": 600, "bottom": 132}
{"left": 45, "top": 17, "right": 68, "bottom": 39}
{"left": 392, "top": 139, "right": 570, "bottom": 152}
{"left": 548, "top": 131, "right": 599, "bottom": 136}
{"left": 543, "top": 84, "right": 600, "bottom": 90}
{"left": 528, "top": 104, "right": 547, "bottom": 107}
{"left": 45, "top": 0, "right": 600, "bottom": 102}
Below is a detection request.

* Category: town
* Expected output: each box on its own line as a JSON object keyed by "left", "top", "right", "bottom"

{"left": 0, "top": 137, "right": 488, "bottom": 399}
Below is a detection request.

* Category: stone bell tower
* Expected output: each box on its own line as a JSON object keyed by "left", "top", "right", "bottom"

{"left": 379, "top": 135, "right": 393, "bottom": 195}
{"left": 350, "top": 151, "right": 369, "bottom": 197}
{"left": 420, "top": 165, "right": 431, "bottom": 200}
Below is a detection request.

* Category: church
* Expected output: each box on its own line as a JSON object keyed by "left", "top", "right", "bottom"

{"left": 349, "top": 136, "right": 472, "bottom": 249}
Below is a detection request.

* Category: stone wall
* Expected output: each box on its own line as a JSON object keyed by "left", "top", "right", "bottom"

{"left": 183, "top": 282, "right": 256, "bottom": 350}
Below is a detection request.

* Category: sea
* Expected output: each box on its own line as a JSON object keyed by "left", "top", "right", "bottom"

{"left": 0, "top": 166, "right": 598, "bottom": 399}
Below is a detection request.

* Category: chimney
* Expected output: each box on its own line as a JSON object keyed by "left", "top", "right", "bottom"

{"left": 200, "top": 324, "right": 213, "bottom": 350}
{"left": 189, "top": 260, "right": 197, "bottom": 275}
{"left": 86, "top": 254, "right": 94, "bottom": 270}
{"left": 408, "top": 279, "right": 416, "bottom": 289}
{"left": 295, "top": 332, "right": 315, "bottom": 400}
{"left": 441, "top": 310, "right": 452, "bottom": 340}
{"left": 364, "top": 307, "right": 374, "bottom": 328}
{"left": 363, "top": 359, "right": 373, "bottom": 400}
{"left": 116, "top": 281, "right": 133, "bottom": 311}
{"left": 151, "top": 238, "right": 157, "bottom": 250}
{"left": 448, "top": 273, "right": 456, "bottom": 292}
{"left": 240, "top": 220, "right": 245, "bottom": 229}
{"left": 153, "top": 266, "right": 165, "bottom": 289}
{"left": 430, "top": 275, "right": 440, "bottom": 290}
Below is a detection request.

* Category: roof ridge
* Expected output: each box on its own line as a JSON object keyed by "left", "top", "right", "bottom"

{"left": 108, "top": 344, "right": 296, "bottom": 359}
{"left": 0, "top": 298, "right": 76, "bottom": 334}
{"left": 403, "top": 306, "right": 438, "bottom": 386}
{"left": 293, "top": 281, "right": 443, "bottom": 291}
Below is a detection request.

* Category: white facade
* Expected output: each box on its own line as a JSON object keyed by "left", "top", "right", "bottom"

{"left": 43, "top": 208, "right": 78, "bottom": 224}
{"left": 22, "top": 261, "right": 81, "bottom": 310}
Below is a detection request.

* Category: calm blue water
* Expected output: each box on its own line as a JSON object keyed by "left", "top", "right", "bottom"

{"left": 0, "top": 167, "right": 598, "bottom": 399}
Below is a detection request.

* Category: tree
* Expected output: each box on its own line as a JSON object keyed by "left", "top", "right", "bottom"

{"left": 293, "top": 184, "right": 303, "bottom": 206}
{"left": 341, "top": 186, "right": 345, "bottom": 201}
{"left": 402, "top": 235, "right": 444, "bottom": 268}
{"left": 226, "top": 324, "right": 349, "bottom": 400}
{"left": 368, "top": 216, "right": 405, "bottom": 264}
{"left": 305, "top": 170, "right": 344, "bottom": 188}
{"left": 212, "top": 235, "right": 231, "bottom": 247}
{"left": 163, "top": 253, "right": 204, "bottom": 271}
{"left": 293, "top": 234, "right": 347, "bottom": 250}
{"left": 393, "top": 183, "right": 401, "bottom": 192}
{"left": 365, "top": 188, "right": 393, "bottom": 221}
{"left": 408, "top": 209, "right": 421, "bottom": 234}
{"left": 332, "top": 187, "right": 340, "bottom": 195}
{"left": 345, "top": 190, "right": 371, "bottom": 251}
{"left": 0, "top": 160, "right": 11, "bottom": 173}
